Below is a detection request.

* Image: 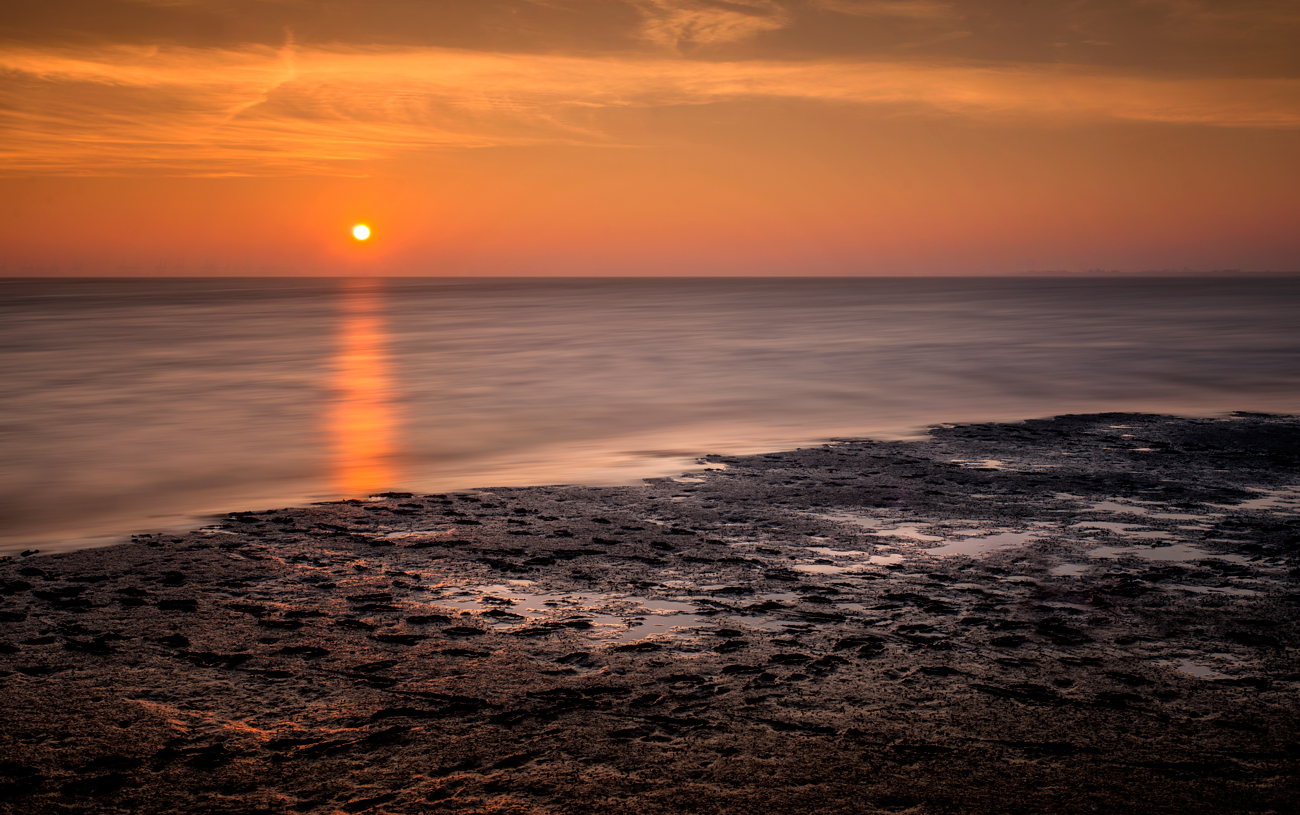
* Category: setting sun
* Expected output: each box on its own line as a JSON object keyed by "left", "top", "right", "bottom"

{"left": 352, "top": 224, "right": 370, "bottom": 241}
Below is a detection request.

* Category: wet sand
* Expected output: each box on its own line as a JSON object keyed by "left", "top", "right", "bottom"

{"left": 1, "top": 413, "right": 1298, "bottom": 814}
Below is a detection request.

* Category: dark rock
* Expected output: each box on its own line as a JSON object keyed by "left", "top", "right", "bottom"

{"left": 342, "top": 792, "right": 399, "bottom": 812}
{"left": 973, "top": 683, "right": 1062, "bottom": 704}
{"left": 406, "top": 614, "right": 452, "bottom": 625}
{"left": 180, "top": 651, "right": 251, "bottom": 669}
{"left": 990, "top": 634, "right": 1028, "bottom": 647}
{"left": 257, "top": 618, "right": 304, "bottom": 629}
{"left": 768, "top": 653, "right": 812, "bottom": 665}
{"left": 0, "top": 581, "right": 32, "bottom": 595}
{"left": 919, "top": 665, "right": 963, "bottom": 676}
{"left": 80, "top": 755, "right": 143, "bottom": 772}
{"left": 1227, "top": 631, "right": 1282, "bottom": 648}
{"left": 279, "top": 645, "right": 329, "bottom": 658}
{"left": 336, "top": 618, "right": 376, "bottom": 630}
{"left": 371, "top": 633, "right": 426, "bottom": 645}
{"left": 156, "top": 598, "right": 198, "bottom": 612}
{"left": 61, "top": 772, "right": 129, "bottom": 797}
{"left": 613, "top": 641, "right": 663, "bottom": 652}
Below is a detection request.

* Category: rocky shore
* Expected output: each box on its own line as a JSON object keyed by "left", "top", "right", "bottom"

{"left": 1, "top": 413, "right": 1297, "bottom": 814}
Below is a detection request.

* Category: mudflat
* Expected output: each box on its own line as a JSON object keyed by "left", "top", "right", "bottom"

{"left": 1, "top": 413, "right": 1297, "bottom": 814}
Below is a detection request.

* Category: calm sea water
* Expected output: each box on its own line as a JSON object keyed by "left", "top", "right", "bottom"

{"left": 3, "top": 276, "right": 1299, "bottom": 554}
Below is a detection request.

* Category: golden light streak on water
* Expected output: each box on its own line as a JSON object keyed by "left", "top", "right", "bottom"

{"left": 332, "top": 278, "right": 396, "bottom": 498}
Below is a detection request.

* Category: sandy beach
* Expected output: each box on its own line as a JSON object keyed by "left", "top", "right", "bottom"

{"left": 1, "top": 412, "right": 1297, "bottom": 814}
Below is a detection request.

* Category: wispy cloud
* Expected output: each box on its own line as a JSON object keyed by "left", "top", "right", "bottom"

{"left": 3, "top": 43, "right": 1298, "bottom": 176}
{"left": 630, "top": 0, "right": 791, "bottom": 49}
{"left": 812, "top": 0, "right": 959, "bottom": 21}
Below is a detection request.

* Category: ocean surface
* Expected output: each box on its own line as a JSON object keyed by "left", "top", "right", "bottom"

{"left": 3, "top": 276, "right": 1299, "bottom": 554}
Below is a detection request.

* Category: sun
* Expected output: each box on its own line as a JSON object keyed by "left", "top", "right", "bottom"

{"left": 352, "top": 224, "right": 371, "bottom": 241}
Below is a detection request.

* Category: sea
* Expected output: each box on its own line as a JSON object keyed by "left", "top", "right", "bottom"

{"left": 3, "top": 276, "right": 1298, "bottom": 555}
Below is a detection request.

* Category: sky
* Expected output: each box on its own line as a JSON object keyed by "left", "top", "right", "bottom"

{"left": 2, "top": 0, "right": 1299, "bottom": 276}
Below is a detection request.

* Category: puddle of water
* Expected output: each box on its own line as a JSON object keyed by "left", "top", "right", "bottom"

{"left": 728, "top": 616, "right": 802, "bottom": 631}
{"left": 1050, "top": 564, "right": 1088, "bottom": 576}
{"left": 870, "top": 524, "right": 943, "bottom": 542}
{"left": 1073, "top": 521, "right": 1170, "bottom": 539}
{"left": 795, "top": 563, "right": 854, "bottom": 574}
{"left": 805, "top": 547, "right": 870, "bottom": 558}
{"left": 951, "top": 459, "right": 1007, "bottom": 469}
{"left": 429, "top": 584, "right": 710, "bottom": 640}
{"left": 1080, "top": 499, "right": 1213, "bottom": 522}
{"left": 1042, "top": 601, "right": 1093, "bottom": 612}
{"left": 796, "top": 550, "right": 905, "bottom": 572}
{"left": 867, "top": 553, "right": 905, "bottom": 566}
{"left": 1226, "top": 487, "right": 1300, "bottom": 512}
{"left": 1156, "top": 660, "right": 1229, "bottom": 680}
{"left": 707, "top": 592, "right": 809, "bottom": 629}
{"left": 434, "top": 586, "right": 599, "bottom": 613}
{"left": 923, "top": 531, "right": 1037, "bottom": 557}
{"left": 1087, "top": 544, "right": 1246, "bottom": 563}
{"left": 1176, "top": 585, "right": 1259, "bottom": 596}
{"left": 1090, "top": 501, "right": 1148, "bottom": 515}
{"left": 642, "top": 599, "right": 697, "bottom": 613}
{"left": 816, "top": 512, "right": 882, "bottom": 528}
{"left": 381, "top": 528, "right": 455, "bottom": 539}
{"left": 602, "top": 613, "right": 702, "bottom": 642}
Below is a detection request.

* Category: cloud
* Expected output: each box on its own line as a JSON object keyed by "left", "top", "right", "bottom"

{"left": 1140, "top": 0, "right": 1300, "bottom": 25}
{"left": 812, "top": 0, "right": 959, "bottom": 21}
{"left": 629, "top": 0, "right": 791, "bottom": 49}
{"left": 2, "top": 43, "right": 1298, "bottom": 176}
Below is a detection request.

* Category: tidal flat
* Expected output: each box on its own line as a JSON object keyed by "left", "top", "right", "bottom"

{"left": 1, "top": 413, "right": 1297, "bottom": 814}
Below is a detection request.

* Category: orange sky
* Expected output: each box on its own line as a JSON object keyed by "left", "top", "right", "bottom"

{"left": 2, "top": 0, "right": 1299, "bottom": 275}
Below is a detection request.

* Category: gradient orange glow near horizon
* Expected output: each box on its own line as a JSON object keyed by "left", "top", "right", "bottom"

{"left": 2, "top": 0, "right": 1299, "bottom": 276}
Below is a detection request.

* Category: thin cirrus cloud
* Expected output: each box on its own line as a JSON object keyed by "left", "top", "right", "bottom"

{"left": 2, "top": 42, "right": 1299, "bottom": 177}
{"left": 811, "top": 0, "right": 960, "bottom": 20}
{"left": 630, "top": 0, "right": 791, "bottom": 48}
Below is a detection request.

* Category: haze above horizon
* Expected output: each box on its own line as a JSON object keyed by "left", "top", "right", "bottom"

{"left": 3, "top": 0, "right": 1298, "bottom": 276}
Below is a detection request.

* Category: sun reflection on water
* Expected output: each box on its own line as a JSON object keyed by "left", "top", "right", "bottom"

{"left": 332, "top": 278, "right": 397, "bottom": 498}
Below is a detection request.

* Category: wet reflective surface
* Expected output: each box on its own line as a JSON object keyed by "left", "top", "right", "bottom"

{"left": 4, "top": 276, "right": 1300, "bottom": 553}
{"left": 332, "top": 279, "right": 396, "bottom": 498}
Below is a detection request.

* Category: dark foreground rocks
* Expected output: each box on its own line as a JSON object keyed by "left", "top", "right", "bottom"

{"left": 1, "top": 412, "right": 1298, "bottom": 815}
